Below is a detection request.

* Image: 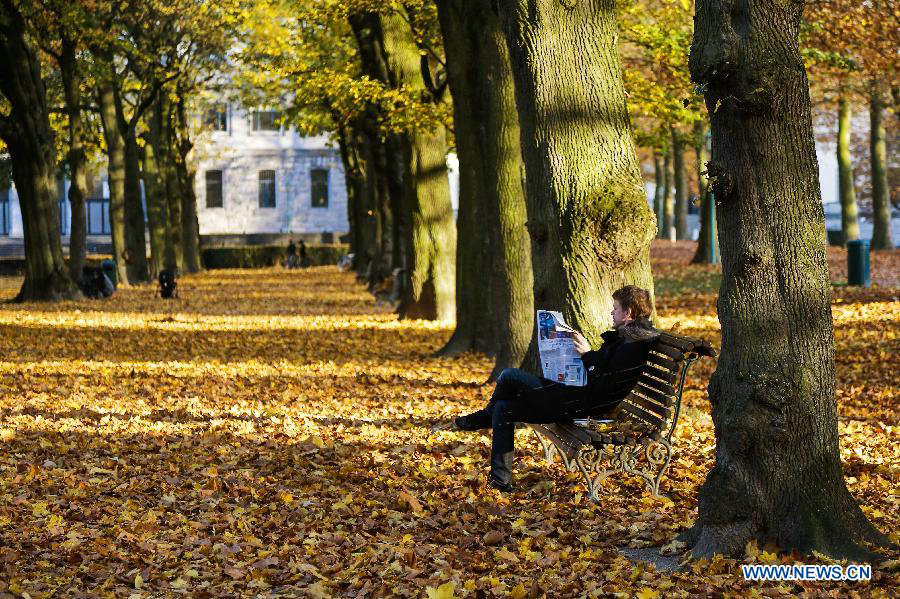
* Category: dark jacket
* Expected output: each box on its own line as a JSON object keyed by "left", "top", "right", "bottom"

{"left": 518, "top": 317, "right": 659, "bottom": 419}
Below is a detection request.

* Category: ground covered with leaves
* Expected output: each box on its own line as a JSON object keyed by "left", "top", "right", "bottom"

{"left": 0, "top": 242, "right": 897, "bottom": 598}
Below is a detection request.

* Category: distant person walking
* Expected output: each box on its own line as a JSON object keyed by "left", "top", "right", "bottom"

{"left": 298, "top": 240, "right": 307, "bottom": 267}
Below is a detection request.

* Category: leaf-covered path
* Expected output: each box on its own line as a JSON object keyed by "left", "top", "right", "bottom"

{"left": 1, "top": 246, "right": 897, "bottom": 597}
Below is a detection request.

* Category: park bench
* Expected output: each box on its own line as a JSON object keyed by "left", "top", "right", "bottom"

{"left": 528, "top": 331, "right": 716, "bottom": 500}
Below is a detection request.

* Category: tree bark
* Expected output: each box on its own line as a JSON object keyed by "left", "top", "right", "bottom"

{"left": 837, "top": 94, "right": 860, "bottom": 246}
{"left": 684, "top": 0, "right": 889, "bottom": 559}
{"left": 692, "top": 121, "right": 713, "bottom": 263}
{"left": 122, "top": 127, "right": 150, "bottom": 282}
{"left": 869, "top": 82, "right": 894, "bottom": 250}
{"left": 158, "top": 93, "right": 184, "bottom": 271}
{"left": 377, "top": 9, "right": 456, "bottom": 321}
{"left": 141, "top": 124, "right": 168, "bottom": 279}
{"left": 97, "top": 81, "right": 131, "bottom": 288}
{"left": 175, "top": 92, "right": 202, "bottom": 273}
{"left": 672, "top": 127, "right": 689, "bottom": 240}
{"left": 663, "top": 147, "right": 675, "bottom": 241}
{"left": 497, "top": 0, "right": 656, "bottom": 369}
{"left": 435, "top": 0, "right": 532, "bottom": 373}
{"left": 59, "top": 34, "right": 87, "bottom": 282}
{"left": 0, "top": 0, "right": 80, "bottom": 301}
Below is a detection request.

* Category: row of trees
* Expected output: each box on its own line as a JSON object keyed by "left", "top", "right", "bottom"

{"left": 0, "top": 0, "right": 891, "bottom": 560}
{"left": 0, "top": 0, "right": 240, "bottom": 300}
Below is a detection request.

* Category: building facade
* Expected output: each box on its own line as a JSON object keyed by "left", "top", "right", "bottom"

{"left": 0, "top": 103, "right": 350, "bottom": 247}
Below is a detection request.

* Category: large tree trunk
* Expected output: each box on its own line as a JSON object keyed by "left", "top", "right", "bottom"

{"left": 59, "top": 35, "right": 87, "bottom": 282}
{"left": 836, "top": 94, "right": 860, "bottom": 246}
{"left": 497, "top": 0, "right": 656, "bottom": 368}
{"left": 692, "top": 121, "right": 713, "bottom": 263}
{"left": 175, "top": 92, "right": 202, "bottom": 273}
{"left": 869, "top": 82, "right": 894, "bottom": 250}
{"left": 672, "top": 127, "right": 689, "bottom": 240}
{"left": 0, "top": 1, "right": 80, "bottom": 301}
{"left": 377, "top": 10, "right": 456, "bottom": 321}
{"left": 158, "top": 93, "right": 184, "bottom": 272}
{"left": 97, "top": 81, "right": 131, "bottom": 288}
{"left": 663, "top": 147, "right": 675, "bottom": 241}
{"left": 436, "top": 0, "right": 533, "bottom": 374}
{"left": 684, "top": 0, "right": 888, "bottom": 559}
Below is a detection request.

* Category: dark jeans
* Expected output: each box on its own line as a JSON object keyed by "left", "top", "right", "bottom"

{"left": 457, "top": 368, "right": 562, "bottom": 485}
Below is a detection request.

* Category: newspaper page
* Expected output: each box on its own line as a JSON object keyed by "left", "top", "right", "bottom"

{"left": 536, "top": 310, "right": 586, "bottom": 386}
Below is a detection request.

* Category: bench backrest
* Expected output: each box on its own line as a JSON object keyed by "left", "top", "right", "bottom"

{"left": 610, "top": 332, "right": 715, "bottom": 441}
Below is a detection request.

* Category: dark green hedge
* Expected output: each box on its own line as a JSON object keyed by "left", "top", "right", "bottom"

{"left": 200, "top": 244, "right": 349, "bottom": 269}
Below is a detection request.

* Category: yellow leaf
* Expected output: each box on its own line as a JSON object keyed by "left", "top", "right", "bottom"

{"left": 759, "top": 551, "right": 778, "bottom": 564}
{"left": 32, "top": 501, "right": 48, "bottom": 516}
{"left": 636, "top": 588, "right": 660, "bottom": 599}
{"left": 744, "top": 539, "right": 759, "bottom": 560}
{"left": 134, "top": 574, "right": 144, "bottom": 589}
{"left": 509, "top": 583, "right": 527, "bottom": 599}
{"left": 0, "top": 428, "right": 14, "bottom": 441}
{"left": 425, "top": 581, "right": 456, "bottom": 599}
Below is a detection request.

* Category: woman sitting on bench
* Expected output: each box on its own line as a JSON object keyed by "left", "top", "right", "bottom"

{"left": 433, "top": 285, "right": 659, "bottom": 492}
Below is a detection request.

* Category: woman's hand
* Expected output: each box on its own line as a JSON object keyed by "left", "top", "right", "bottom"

{"left": 572, "top": 331, "right": 591, "bottom": 356}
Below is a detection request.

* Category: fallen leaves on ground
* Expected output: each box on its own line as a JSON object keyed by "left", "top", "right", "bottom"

{"left": 0, "top": 242, "right": 897, "bottom": 597}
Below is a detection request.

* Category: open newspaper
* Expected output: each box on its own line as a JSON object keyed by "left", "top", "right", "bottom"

{"left": 537, "top": 310, "right": 586, "bottom": 387}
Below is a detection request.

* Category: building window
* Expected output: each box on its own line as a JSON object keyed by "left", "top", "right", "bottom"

{"left": 251, "top": 110, "right": 280, "bottom": 131}
{"left": 204, "top": 104, "right": 227, "bottom": 131}
{"left": 311, "top": 169, "right": 328, "bottom": 208}
{"left": 258, "top": 170, "right": 276, "bottom": 208}
{"left": 205, "top": 170, "right": 223, "bottom": 208}
{"left": 0, "top": 188, "right": 9, "bottom": 235}
{"left": 86, "top": 197, "right": 111, "bottom": 235}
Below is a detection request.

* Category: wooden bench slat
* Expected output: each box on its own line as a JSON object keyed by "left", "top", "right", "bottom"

{"left": 637, "top": 374, "right": 676, "bottom": 395}
{"left": 646, "top": 352, "right": 679, "bottom": 371}
{"left": 641, "top": 365, "right": 678, "bottom": 385}
{"left": 656, "top": 333, "right": 696, "bottom": 352}
{"left": 633, "top": 383, "right": 675, "bottom": 406}
{"left": 619, "top": 399, "right": 666, "bottom": 429}
{"left": 626, "top": 394, "right": 672, "bottom": 419}
{"left": 651, "top": 344, "right": 686, "bottom": 361}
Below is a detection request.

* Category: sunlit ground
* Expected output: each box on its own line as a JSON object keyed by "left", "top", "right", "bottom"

{"left": 0, "top": 241, "right": 897, "bottom": 597}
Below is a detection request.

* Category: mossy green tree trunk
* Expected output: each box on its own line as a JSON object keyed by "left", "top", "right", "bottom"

{"left": 837, "top": 95, "right": 860, "bottom": 246}
{"left": 684, "top": 0, "right": 889, "bottom": 559}
{"left": 497, "top": 0, "right": 656, "bottom": 364}
{"left": 59, "top": 34, "right": 87, "bottom": 283}
{"left": 435, "top": 0, "right": 533, "bottom": 374}
{"left": 672, "top": 128, "right": 689, "bottom": 240}
{"left": 869, "top": 82, "right": 894, "bottom": 250}
{"left": 0, "top": 0, "right": 79, "bottom": 301}
{"left": 374, "top": 10, "right": 456, "bottom": 321}
{"left": 97, "top": 81, "right": 131, "bottom": 288}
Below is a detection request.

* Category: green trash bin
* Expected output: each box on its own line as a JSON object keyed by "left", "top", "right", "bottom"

{"left": 847, "top": 239, "right": 870, "bottom": 287}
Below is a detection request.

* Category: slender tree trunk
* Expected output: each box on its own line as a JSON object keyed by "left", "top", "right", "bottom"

{"left": 653, "top": 152, "right": 664, "bottom": 239}
{"left": 175, "top": 92, "right": 202, "bottom": 273}
{"left": 497, "top": 0, "right": 656, "bottom": 370}
{"left": 837, "top": 94, "right": 860, "bottom": 246}
{"left": 97, "top": 81, "right": 130, "bottom": 287}
{"left": 378, "top": 10, "right": 456, "bottom": 321}
{"left": 869, "top": 82, "right": 894, "bottom": 250}
{"left": 141, "top": 128, "right": 168, "bottom": 279}
{"left": 59, "top": 35, "right": 87, "bottom": 282}
{"left": 147, "top": 94, "right": 177, "bottom": 271}
{"left": 663, "top": 147, "right": 675, "bottom": 241}
{"left": 122, "top": 128, "right": 150, "bottom": 282}
{"left": 684, "top": 0, "right": 888, "bottom": 559}
{"left": 672, "top": 127, "right": 689, "bottom": 240}
{"left": 0, "top": 1, "right": 80, "bottom": 301}
{"left": 158, "top": 94, "right": 184, "bottom": 271}
{"left": 692, "top": 121, "right": 713, "bottom": 263}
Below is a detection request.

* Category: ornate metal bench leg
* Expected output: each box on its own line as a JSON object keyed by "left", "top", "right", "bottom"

{"left": 574, "top": 447, "right": 599, "bottom": 502}
{"left": 645, "top": 439, "right": 672, "bottom": 497}
{"left": 532, "top": 429, "right": 557, "bottom": 464}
